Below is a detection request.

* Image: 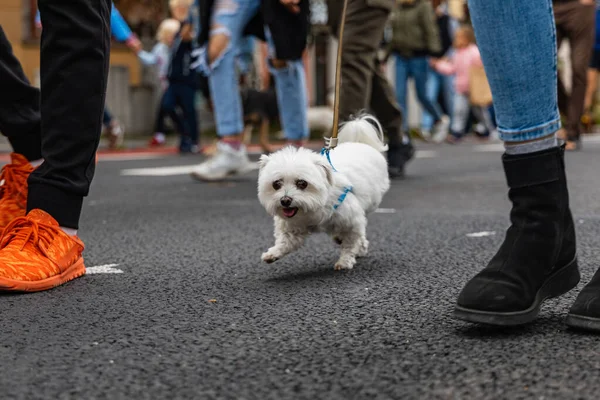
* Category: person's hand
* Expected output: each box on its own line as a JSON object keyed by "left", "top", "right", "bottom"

{"left": 280, "top": 0, "right": 300, "bottom": 14}
{"left": 580, "top": 0, "right": 594, "bottom": 5}
{"left": 429, "top": 58, "right": 439, "bottom": 67}
{"left": 126, "top": 36, "right": 143, "bottom": 53}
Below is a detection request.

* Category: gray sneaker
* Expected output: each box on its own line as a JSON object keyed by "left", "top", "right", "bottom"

{"left": 432, "top": 115, "right": 450, "bottom": 143}
{"left": 190, "top": 142, "right": 256, "bottom": 181}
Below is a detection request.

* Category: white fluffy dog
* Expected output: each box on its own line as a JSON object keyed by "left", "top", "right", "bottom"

{"left": 257, "top": 114, "right": 391, "bottom": 270}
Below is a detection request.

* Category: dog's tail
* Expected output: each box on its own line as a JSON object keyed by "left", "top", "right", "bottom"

{"left": 337, "top": 113, "right": 388, "bottom": 152}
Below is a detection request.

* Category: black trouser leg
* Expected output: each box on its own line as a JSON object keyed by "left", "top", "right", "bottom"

{"left": 28, "top": 0, "right": 111, "bottom": 228}
{"left": 0, "top": 26, "right": 42, "bottom": 161}
{"left": 179, "top": 84, "right": 198, "bottom": 145}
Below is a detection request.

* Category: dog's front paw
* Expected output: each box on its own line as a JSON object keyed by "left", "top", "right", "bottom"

{"left": 334, "top": 261, "right": 355, "bottom": 271}
{"left": 261, "top": 251, "right": 279, "bottom": 264}
{"left": 334, "top": 263, "right": 353, "bottom": 271}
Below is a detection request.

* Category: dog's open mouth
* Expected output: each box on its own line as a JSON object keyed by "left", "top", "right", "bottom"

{"left": 282, "top": 207, "right": 298, "bottom": 218}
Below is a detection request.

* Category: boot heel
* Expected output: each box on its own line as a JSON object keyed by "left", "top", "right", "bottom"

{"left": 543, "top": 257, "right": 580, "bottom": 300}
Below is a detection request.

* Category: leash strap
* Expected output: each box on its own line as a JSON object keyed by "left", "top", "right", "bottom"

{"left": 325, "top": 0, "right": 349, "bottom": 151}
{"left": 320, "top": 147, "right": 338, "bottom": 172}
{"left": 320, "top": 148, "right": 353, "bottom": 211}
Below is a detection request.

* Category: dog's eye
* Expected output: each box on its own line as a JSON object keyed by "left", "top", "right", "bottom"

{"left": 296, "top": 179, "right": 308, "bottom": 190}
{"left": 272, "top": 180, "right": 282, "bottom": 190}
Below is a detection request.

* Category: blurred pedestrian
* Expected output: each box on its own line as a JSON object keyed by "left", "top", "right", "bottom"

{"left": 162, "top": 0, "right": 201, "bottom": 154}
{"left": 389, "top": 0, "right": 450, "bottom": 143}
{"left": 422, "top": 0, "right": 459, "bottom": 133}
{"left": 554, "top": 0, "right": 596, "bottom": 150}
{"left": 138, "top": 18, "right": 182, "bottom": 147}
{"left": 431, "top": 26, "right": 495, "bottom": 142}
{"left": 190, "top": 0, "right": 310, "bottom": 181}
{"left": 582, "top": 0, "right": 600, "bottom": 132}
{"left": 327, "top": 0, "right": 415, "bottom": 179}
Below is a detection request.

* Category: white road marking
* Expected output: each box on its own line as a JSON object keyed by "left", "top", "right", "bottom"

{"left": 121, "top": 165, "right": 198, "bottom": 176}
{"left": 582, "top": 133, "right": 600, "bottom": 143}
{"left": 99, "top": 154, "right": 166, "bottom": 162}
{"left": 375, "top": 208, "right": 396, "bottom": 213}
{"left": 86, "top": 263, "right": 124, "bottom": 274}
{"left": 121, "top": 151, "right": 437, "bottom": 177}
{"left": 466, "top": 231, "right": 496, "bottom": 238}
{"left": 416, "top": 150, "right": 437, "bottom": 158}
{"left": 121, "top": 163, "right": 259, "bottom": 177}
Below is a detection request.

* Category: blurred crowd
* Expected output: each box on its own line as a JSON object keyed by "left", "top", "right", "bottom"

{"left": 89, "top": 0, "right": 599, "bottom": 153}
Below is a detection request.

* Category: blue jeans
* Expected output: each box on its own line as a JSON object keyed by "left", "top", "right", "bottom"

{"left": 195, "top": 0, "right": 308, "bottom": 140}
{"left": 422, "top": 69, "right": 454, "bottom": 131}
{"left": 237, "top": 36, "right": 254, "bottom": 75}
{"left": 468, "top": 0, "right": 560, "bottom": 142}
{"left": 394, "top": 54, "right": 443, "bottom": 131}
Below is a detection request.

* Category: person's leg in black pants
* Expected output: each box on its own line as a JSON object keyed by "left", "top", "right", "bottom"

{"left": 159, "top": 84, "right": 189, "bottom": 150}
{"left": 0, "top": 27, "right": 42, "bottom": 162}
{"left": 177, "top": 84, "right": 199, "bottom": 152}
{"left": 0, "top": 0, "right": 111, "bottom": 293}
{"left": 0, "top": 26, "right": 43, "bottom": 228}
{"left": 170, "top": 82, "right": 198, "bottom": 153}
{"left": 29, "top": 0, "right": 111, "bottom": 228}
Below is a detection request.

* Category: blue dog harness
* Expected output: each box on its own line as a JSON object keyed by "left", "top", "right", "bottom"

{"left": 321, "top": 148, "right": 353, "bottom": 210}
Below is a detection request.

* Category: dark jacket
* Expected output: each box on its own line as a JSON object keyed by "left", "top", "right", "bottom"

{"left": 168, "top": 32, "right": 197, "bottom": 86}
{"left": 199, "top": 0, "right": 309, "bottom": 61}
{"left": 389, "top": 0, "right": 441, "bottom": 58}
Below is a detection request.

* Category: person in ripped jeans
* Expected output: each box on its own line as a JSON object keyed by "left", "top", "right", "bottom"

{"left": 190, "top": 0, "right": 310, "bottom": 181}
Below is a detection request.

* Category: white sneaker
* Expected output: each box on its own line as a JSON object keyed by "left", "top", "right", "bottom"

{"left": 419, "top": 130, "right": 433, "bottom": 142}
{"left": 190, "top": 141, "right": 256, "bottom": 181}
{"left": 432, "top": 115, "right": 450, "bottom": 143}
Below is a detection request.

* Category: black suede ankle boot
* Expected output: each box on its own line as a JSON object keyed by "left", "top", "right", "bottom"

{"left": 566, "top": 269, "right": 600, "bottom": 331}
{"left": 454, "top": 145, "right": 579, "bottom": 326}
{"left": 566, "top": 269, "right": 600, "bottom": 332}
{"left": 386, "top": 125, "right": 414, "bottom": 180}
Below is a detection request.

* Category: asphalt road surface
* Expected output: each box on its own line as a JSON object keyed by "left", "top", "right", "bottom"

{"left": 3, "top": 139, "right": 600, "bottom": 399}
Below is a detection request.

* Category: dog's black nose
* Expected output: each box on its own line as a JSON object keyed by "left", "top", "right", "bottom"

{"left": 280, "top": 196, "right": 292, "bottom": 207}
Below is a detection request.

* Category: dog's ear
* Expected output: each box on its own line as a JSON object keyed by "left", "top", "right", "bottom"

{"left": 258, "top": 154, "right": 270, "bottom": 170}
{"left": 314, "top": 157, "right": 333, "bottom": 186}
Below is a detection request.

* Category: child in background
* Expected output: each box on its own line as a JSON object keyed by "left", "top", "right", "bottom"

{"left": 138, "top": 19, "right": 182, "bottom": 147}
{"left": 431, "top": 26, "right": 495, "bottom": 142}
{"left": 162, "top": 0, "right": 200, "bottom": 153}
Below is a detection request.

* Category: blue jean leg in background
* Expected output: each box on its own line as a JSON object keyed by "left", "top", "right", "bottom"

{"left": 467, "top": 0, "right": 560, "bottom": 142}
{"left": 410, "top": 57, "right": 444, "bottom": 125}
{"left": 237, "top": 36, "right": 255, "bottom": 75}
{"left": 394, "top": 54, "right": 410, "bottom": 132}
{"left": 265, "top": 28, "right": 309, "bottom": 141}
{"left": 196, "top": 0, "right": 260, "bottom": 137}
{"left": 422, "top": 70, "right": 454, "bottom": 131}
{"left": 395, "top": 54, "right": 444, "bottom": 132}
